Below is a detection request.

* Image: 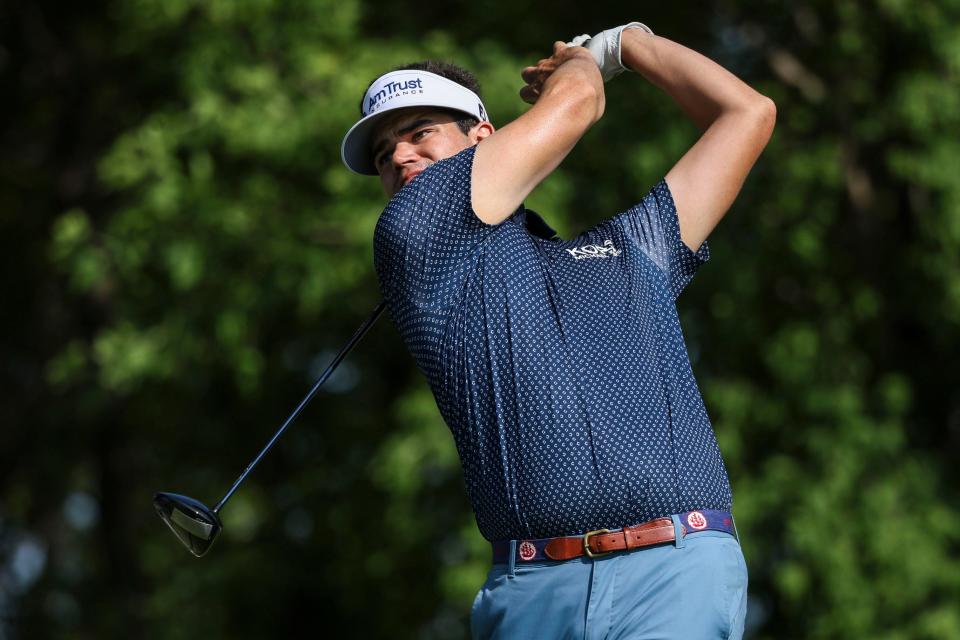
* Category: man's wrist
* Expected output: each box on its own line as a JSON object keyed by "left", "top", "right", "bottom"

{"left": 556, "top": 46, "right": 606, "bottom": 83}
{"left": 569, "top": 22, "right": 656, "bottom": 82}
{"left": 619, "top": 27, "right": 658, "bottom": 75}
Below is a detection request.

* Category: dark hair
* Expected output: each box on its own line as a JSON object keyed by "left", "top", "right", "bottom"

{"left": 360, "top": 60, "right": 483, "bottom": 134}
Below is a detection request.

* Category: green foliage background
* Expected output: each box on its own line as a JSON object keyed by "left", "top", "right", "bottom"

{"left": 2, "top": 0, "right": 959, "bottom": 637}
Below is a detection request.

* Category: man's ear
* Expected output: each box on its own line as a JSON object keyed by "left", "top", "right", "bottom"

{"left": 470, "top": 121, "right": 495, "bottom": 144}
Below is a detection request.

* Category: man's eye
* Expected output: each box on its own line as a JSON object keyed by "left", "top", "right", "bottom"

{"left": 412, "top": 129, "right": 431, "bottom": 141}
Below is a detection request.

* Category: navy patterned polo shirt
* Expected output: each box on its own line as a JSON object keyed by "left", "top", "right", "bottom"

{"left": 373, "top": 146, "right": 732, "bottom": 541}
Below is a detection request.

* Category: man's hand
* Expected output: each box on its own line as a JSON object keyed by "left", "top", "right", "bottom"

{"left": 566, "top": 23, "right": 654, "bottom": 82}
{"left": 519, "top": 42, "right": 598, "bottom": 104}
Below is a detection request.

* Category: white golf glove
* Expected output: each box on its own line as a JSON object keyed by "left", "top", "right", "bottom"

{"left": 567, "top": 22, "right": 654, "bottom": 82}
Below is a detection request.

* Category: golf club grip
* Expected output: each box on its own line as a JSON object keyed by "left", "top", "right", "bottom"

{"left": 213, "top": 300, "right": 387, "bottom": 513}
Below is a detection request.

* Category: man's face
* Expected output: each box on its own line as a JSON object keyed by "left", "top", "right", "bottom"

{"left": 370, "top": 109, "right": 487, "bottom": 197}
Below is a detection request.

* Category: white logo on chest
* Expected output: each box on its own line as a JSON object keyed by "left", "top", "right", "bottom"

{"left": 566, "top": 239, "right": 622, "bottom": 260}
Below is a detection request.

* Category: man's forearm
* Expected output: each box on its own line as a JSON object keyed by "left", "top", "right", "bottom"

{"left": 472, "top": 44, "right": 605, "bottom": 224}
{"left": 620, "top": 29, "right": 772, "bottom": 130}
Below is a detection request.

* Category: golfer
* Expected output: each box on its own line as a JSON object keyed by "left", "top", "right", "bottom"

{"left": 341, "top": 21, "right": 775, "bottom": 639}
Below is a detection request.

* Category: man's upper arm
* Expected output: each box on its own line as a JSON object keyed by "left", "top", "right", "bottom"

{"left": 664, "top": 99, "right": 777, "bottom": 251}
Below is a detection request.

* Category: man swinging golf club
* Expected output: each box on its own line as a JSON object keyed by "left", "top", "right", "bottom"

{"left": 342, "top": 21, "right": 775, "bottom": 639}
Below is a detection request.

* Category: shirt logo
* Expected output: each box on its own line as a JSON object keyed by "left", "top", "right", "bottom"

{"left": 566, "top": 239, "right": 622, "bottom": 260}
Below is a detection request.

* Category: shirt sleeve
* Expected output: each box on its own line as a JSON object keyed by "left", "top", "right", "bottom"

{"left": 614, "top": 179, "right": 710, "bottom": 299}
{"left": 373, "top": 146, "right": 494, "bottom": 311}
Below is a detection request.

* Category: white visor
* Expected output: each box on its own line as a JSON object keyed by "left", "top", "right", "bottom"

{"left": 340, "top": 69, "right": 489, "bottom": 175}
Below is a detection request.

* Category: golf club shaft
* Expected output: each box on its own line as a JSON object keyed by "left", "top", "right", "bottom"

{"left": 213, "top": 300, "right": 387, "bottom": 514}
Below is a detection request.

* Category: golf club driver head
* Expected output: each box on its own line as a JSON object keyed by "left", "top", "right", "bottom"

{"left": 153, "top": 492, "right": 222, "bottom": 558}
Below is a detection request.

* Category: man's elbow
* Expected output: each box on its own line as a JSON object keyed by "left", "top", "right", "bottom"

{"left": 752, "top": 95, "right": 777, "bottom": 142}
{"left": 727, "top": 93, "right": 775, "bottom": 150}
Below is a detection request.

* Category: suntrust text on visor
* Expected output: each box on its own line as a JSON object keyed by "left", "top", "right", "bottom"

{"left": 341, "top": 70, "right": 490, "bottom": 175}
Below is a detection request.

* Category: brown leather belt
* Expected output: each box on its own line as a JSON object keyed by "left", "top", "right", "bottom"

{"left": 491, "top": 509, "right": 735, "bottom": 563}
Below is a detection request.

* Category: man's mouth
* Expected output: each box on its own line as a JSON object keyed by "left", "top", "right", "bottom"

{"left": 402, "top": 170, "right": 423, "bottom": 185}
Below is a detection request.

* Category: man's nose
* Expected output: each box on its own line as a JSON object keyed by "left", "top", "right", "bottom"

{"left": 391, "top": 141, "right": 419, "bottom": 166}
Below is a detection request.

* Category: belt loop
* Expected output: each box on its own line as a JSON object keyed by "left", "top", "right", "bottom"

{"left": 507, "top": 540, "right": 517, "bottom": 577}
{"left": 731, "top": 515, "right": 741, "bottom": 544}
{"left": 671, "top": 514, "right": 685, "bottom": 549}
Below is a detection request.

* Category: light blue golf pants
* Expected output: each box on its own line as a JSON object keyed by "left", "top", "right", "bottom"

{"left": 471, "top": 527, "right": 748, "bottom": 640}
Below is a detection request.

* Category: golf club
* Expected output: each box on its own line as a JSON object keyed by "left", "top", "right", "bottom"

{"left": 153, "top": 300, "right": 387, "bottom": 557}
